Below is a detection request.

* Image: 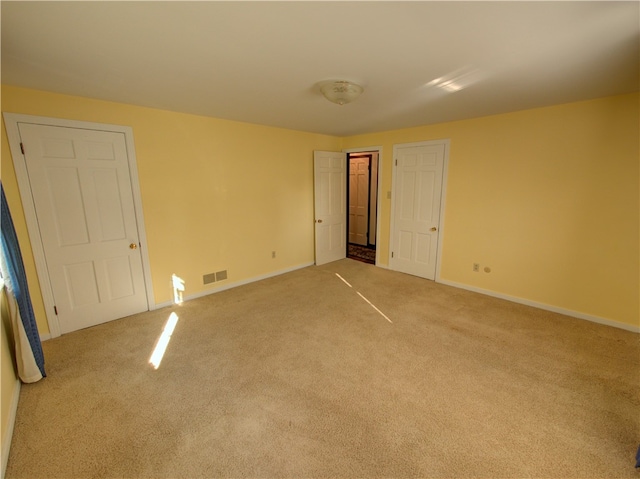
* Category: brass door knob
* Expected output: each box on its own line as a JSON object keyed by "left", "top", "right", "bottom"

{"left": 430, "top": 227, "right": 437, "bottom": 232}
{"left": 317, "top": 219, "right": 323, "bottom": 223}
{"left": 130, "top": 243, "right": 138, "bottom": 249}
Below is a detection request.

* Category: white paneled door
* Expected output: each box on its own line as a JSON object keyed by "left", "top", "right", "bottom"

{"left": 18, "top": 123, "right": 149, "bottom": 334}
{"left": 390, "top": 142, "right": 446, "bottom": 280}
{"left": 314, "top": 151, "right": 346, "bottom": 265}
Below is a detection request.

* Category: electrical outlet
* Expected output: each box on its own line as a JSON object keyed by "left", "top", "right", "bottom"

{"left": 272, "top": 251, "right": 276, "bottom": 259}
{"left": 473, "top": 263, "right": 480, "bottom": 272}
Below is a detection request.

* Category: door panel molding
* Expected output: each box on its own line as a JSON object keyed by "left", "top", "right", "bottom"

{"left": 3, "top": 113, "right": 155, "bottom": 338}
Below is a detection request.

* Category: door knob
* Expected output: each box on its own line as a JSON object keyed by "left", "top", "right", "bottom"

{"left": 130, "top": 243, "right": 138, "bottom": 249}
{"left": 317, "top": 219, "right": 323, "bottom": 223}
{"left": 430, "top": 227, "right": 437, "bottom": 232}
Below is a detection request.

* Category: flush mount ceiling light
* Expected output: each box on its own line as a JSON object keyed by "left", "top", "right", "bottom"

{"left": 320, "top": 80, "right": 364, "bottom": 105}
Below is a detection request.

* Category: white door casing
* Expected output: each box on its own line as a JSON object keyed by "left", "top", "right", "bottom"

{"left": 314, "top": 151, "right": 346, "bottom": 266}
{"left": 343, "top": 146, "right": 383, "bottom": 266}
{"left": 390, "top": 141, "right": 448, "bottom": 280}
{"left": 368, "top": 152, "right": 379, "bottom": 246}
{"left": 349, "top": 156, "right": 370, "bottom": 246}
{"left": 4, "top": 114, "right": 154, "bottom": 337}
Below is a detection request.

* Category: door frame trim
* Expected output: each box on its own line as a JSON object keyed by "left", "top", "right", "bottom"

{"left": 390, "top": 139, "right": 450, "bottom": 281}
{"left": 343, "top": 146, "right": 382, "bottom": 267}
{"left": 3, "top": 113, "right": 155, "bottom": 338}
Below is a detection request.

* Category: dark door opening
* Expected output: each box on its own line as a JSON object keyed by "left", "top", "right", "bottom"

{"left": 346, "top": 151, "right": 378, "bottom": 265}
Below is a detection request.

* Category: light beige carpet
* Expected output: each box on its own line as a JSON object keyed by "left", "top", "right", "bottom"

{"left": 5, "top": 259, "right": 640, "bottom": 478}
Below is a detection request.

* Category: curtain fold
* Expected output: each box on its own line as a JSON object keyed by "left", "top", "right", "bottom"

{"left": 1, "top": 182, "right": 45, "bottom": 381}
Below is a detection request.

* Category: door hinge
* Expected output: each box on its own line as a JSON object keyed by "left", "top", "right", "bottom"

{"left": 391, "top": 252, "right": 394, "bottom": 258}
{"left": 395, "top": 159, "right": 397, "bottom": 166}
{"left": 20, "top": 143, "right": 25, "bottom": 155}
{"left": 54, "top": 305, "right": 58, "bottom": 315}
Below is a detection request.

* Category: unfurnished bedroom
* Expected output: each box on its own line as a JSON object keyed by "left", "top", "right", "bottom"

{"left": 1, "top": 2, "right": 638, "bottom": 478}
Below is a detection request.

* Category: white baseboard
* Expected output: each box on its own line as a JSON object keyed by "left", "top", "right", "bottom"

{"left": 154, "top": 262, "right": 315, "bottom": 310}
{"left": 152, "top": 262, "right": 639, "bottom": 333}
{"left": 437, "top": 279, "right": 640, "bottom": 333}
{"left": 1, "top": 379, "right": 20, "bottom": 479}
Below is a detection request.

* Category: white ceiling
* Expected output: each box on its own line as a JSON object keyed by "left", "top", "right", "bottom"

{"left": 2, "top": 1, "right": 638, "bottom": 137}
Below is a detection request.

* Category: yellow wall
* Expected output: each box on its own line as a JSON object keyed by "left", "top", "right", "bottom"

{"left": 1, "top": 289, "right": 19, "bottom": 474}
{"left": 1, "top": 152, "right": 19, "bottom": 475}
{"left": 1, "top": 85, "right": 341, "bottom": 336}
{"left": 343, "top": 93, "right": 639, "bottom": 328}
{"left": 1, "top": 86, "right": 638, "bottom": 334}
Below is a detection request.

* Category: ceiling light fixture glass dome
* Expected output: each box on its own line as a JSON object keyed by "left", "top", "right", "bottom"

{"left": 320, "top": 80, "right": 364, "bottom": 105}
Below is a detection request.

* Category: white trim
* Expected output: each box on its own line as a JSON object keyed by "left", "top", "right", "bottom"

{"left": 4, "top": 114, "right": 60, "bottom": 336}
{"left": 438, "top": 278, "right": 640, "bottom": 333}
{"left": 2, "top": 113, "right": 155, "bottom": 338}
{"left": 343, "top": 146, "right": 383, "bottom": 267}
{"left": 1, "top": 379, "right": 20, "bottom": 479}
{"left": 154, "top": 261, "right": 314, "bottom": 309}
{"left": 389, "top": 139, "right": 450, "bottom": 280}
{"left": 435, "top": 140, "right": 450, "bottom": 283}
{"left": 119, "top": 126, "right": 156, "bottom": 312}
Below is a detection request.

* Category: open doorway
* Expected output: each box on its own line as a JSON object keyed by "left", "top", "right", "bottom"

{"left": 346, "top": 151, "right": 379, "bottom": 265}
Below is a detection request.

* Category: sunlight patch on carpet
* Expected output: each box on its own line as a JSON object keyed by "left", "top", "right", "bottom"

{"left": 335, "top": 273, "right": 392, "bottom": 323}
{"left": 335, "top": 273, "right": 352, "bottom": 288}
{"left": 149, "top": 312, "right": 179, "bottom": 370}
{"left": 357, "top": 292, "right": 393, "bottom": 323}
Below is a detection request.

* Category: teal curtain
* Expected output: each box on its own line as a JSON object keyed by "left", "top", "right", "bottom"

{"left": 1, "top": 183, "right": 45, "bottom": 378}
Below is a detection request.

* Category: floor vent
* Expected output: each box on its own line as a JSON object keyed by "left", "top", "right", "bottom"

{"left": 215, "top": 270, "right": 228, "bottom": 281}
